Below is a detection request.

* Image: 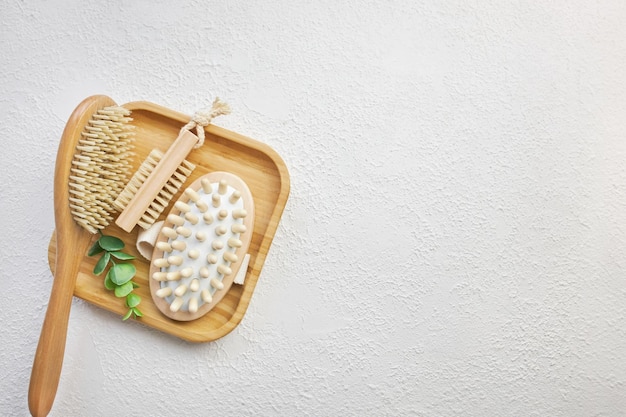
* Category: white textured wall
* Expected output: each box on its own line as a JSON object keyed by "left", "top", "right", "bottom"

{"left": 2, "top": 1, "right": 626, "bottom": 416}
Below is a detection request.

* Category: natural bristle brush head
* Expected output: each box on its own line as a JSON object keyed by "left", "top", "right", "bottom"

{"left": 149, "top": 171, "right": 255, "bottom": 321}
{"left": 113, "top": 148, "right": 195, "bottom": 229}
{"left": 69, "top": 105, "right": 134, "bottom": 233}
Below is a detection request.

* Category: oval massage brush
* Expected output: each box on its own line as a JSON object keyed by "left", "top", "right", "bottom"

{"left": 149, "top": 171, "right": 254, "bottom": 321}
{"left": 29, "top": 96, "right": 134, "bottom": 417}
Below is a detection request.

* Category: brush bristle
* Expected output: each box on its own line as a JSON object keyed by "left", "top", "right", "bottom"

{"left": 113, "top": 150, "right": 196, "bottom": 229}
{"left": 69, "top": 106, "right": 134, "bottom": 234}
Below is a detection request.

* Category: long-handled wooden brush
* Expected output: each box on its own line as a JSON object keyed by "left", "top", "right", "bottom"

{"left": 29, "top": 95, "right": 134, "bottom": 417}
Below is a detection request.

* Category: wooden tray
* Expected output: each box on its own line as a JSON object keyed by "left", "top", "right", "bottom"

{"left": 47, "top": 100, "right": 290, "bottom": 342}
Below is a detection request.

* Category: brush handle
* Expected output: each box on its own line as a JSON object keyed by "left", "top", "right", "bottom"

{"left": 115, "top": 129, "right": 199, "bottom": 232}
{"left": 29, "top": 95, "right": 115, "bottom": 417}
{"left": 29, "top": 228, "right": 91, "bottom": 417}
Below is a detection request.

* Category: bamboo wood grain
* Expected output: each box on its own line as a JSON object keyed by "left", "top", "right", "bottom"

{"left": 46, "top": 100, "right": 290, "bottom": 342}
{"left": 30, "top": 95, "right": 117, "bottom": 417}
{"left": 115, "top": 129, "right": 199, "bottom": 232}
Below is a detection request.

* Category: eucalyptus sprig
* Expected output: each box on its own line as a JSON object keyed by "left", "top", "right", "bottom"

{"left": 88, "top": 232, "right": 143, "bottom": 320}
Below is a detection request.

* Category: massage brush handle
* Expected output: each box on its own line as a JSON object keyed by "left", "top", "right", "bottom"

{"left": 29, "top": 95, "right": 114, "bottom": 417}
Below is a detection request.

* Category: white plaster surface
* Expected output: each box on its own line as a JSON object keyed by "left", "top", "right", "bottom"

{"left": 2, "top": 1, "right": 626, "bottom": 416}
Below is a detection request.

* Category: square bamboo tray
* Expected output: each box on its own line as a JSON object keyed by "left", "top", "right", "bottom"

{"left": 47, "top": 100, "right": 290, "bottom": 342}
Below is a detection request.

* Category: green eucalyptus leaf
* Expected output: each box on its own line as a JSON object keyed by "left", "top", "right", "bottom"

{"left": 122, "top": 309, "right": 133, "bottom": 321}
{"left": 93, "top": 252, "right": 110, "bottom": 275}
{"left": 88, "top": 240, "right": 104, "bottom": 256}
{"left": 110, "top": 251, "right": 135, "bottom": 260}
{"left": 132, "top": 282, "right": 140, "bottom": 288}
{"left": 132, "top": 307, "right": 143, "bottom": 317}
{"left": 109, "top": 263, "right": 136, "bottom": 285}
{"left": 126, "top": 293, "right": 141, "bottom": 308}
{"left": 98, "top": 235, "right": 124, "bottom": 251}
{"left": 104, "top": 273, "right": 116, "bottom": 290}
{"left": 114, "top": 281, "right": 134, "bottom": 297}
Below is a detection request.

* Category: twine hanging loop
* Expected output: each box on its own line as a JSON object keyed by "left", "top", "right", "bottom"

{"left": 181, "top": 97, "right": 231, "bottom": 148}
